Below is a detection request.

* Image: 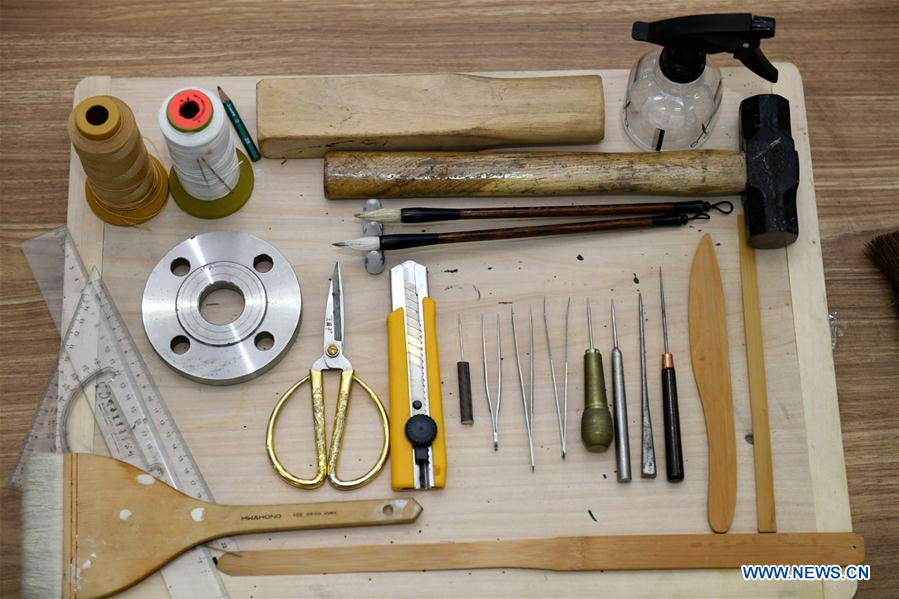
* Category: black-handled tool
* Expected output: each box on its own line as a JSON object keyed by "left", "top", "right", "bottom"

{"left": 457, "top": 315, "right": 473, "bottom": 425}
{"left": 659, "top": 268, "right": 685, "bottom": 482}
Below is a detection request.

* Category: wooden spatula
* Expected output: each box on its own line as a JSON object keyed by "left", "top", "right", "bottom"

{"left": 689, "top": 233, "right": 737, "bottom": 533}
{"left": 20, "top": 453, "right": 422, "bottom": 598}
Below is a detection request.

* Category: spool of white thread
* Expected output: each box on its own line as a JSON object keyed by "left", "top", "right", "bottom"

{"left": 158, "top": 87, "right": 241, "bottom": 201}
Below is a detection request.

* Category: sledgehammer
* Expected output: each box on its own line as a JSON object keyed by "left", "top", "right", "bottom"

{"left": 324, "top": 94, "right": 799, "bottom": 249}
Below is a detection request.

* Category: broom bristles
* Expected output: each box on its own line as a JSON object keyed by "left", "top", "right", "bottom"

{"left": 21, "top": 453, "right": 63, "bottom": 599}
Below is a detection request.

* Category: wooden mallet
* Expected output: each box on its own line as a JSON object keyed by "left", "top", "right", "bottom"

{"left": 324, "top": 94, "right": 799, "bottom": 249}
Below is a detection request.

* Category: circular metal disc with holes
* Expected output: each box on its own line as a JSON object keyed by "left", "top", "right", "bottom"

{"left": 142, "top": 231, "right": 301, "bottom": 385}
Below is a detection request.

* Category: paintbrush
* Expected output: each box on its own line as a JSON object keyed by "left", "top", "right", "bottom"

{"left": 866, "top": 229, "right": 899, "bottom": 317}
{"left": 335, "top": 213, "right": 690, "bottom": 252}
{"left": 20, "top": 453, "right": 422, "bottom": 598}
{"left": 356, "top": 200, "right": 727, "bottom": 224}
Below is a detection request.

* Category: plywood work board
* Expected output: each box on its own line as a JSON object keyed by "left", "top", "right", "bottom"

{"left": 61, "top": 65, "right": 855, "bottom": 597}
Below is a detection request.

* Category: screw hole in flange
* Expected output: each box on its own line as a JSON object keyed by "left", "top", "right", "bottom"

{"left": 253, "top": 254, "right": 273, "bottom": 273}
{"left": 382, "top": 504, "right": 394, "bottom": 516}
{"left": 171, "top": 335, "right": 190, "bottom": 355}
{"left": 255, "top": 331, "right": 274, "bottom": 351}
{"left": 170, "top": 257, "right": 191, "bottom": 276}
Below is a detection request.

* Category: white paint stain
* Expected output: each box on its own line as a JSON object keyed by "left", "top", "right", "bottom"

{"left": 136, "top": 474, "right": 155, "bottom": 486}
{"left": 119, "top": 509, "right": 132, "bottom": 521}
{"left": 70, "top": 564, "right": 83, "bottom": 590}
{"left": 81, "top": 559, "right": 92, "bottom": 570}
{"left": 191, "top": 507, "right": 205, "bottom": 522}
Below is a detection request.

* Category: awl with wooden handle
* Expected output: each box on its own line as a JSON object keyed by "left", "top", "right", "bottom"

{"left": 689, "top": 234, "right": 737, "bottom": 533}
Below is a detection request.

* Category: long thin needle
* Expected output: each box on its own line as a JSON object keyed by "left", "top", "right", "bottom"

{"left": 543, "top": 298, "right": 566, "bottom": 459}
{"left": 511, "top": 306, "right": 535, "bottom": 471}
{"left": 562, "top": 297, "right": 570, "bottom": 457}
{"left": 528, "top": 306, "right": 535, "bottom": 436}
{"left": 611, "top": 299, "right": 620, "bottom": 349}
{"left": 587, "top": 298, "right": 595, "bottom": 349}
{"left": 660, "top": 267, "right": 670, "bottom": 354}
{"left": 458, "top": 314, "right": 464, "bottom": 361}
{"left": 495, "top": 314, "right": 503, "bottom": 437}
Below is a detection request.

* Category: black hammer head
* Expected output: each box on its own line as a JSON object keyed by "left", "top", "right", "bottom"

{"left": 739, "top": 94, "right": 800, "bottom": 249}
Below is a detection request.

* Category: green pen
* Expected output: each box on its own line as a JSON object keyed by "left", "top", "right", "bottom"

{"left": 217, "top": 86, "right": 261, "bottom": 162}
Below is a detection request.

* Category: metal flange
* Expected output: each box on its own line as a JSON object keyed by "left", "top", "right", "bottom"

{"left": 142, "top": 231, "right": 301, "bottom": 385}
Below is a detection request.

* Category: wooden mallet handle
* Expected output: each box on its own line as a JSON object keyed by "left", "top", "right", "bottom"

{"left": 323, "top": 150, "right": 747, "bottom": 199}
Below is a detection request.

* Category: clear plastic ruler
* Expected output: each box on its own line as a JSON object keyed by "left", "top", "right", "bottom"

{"left": 11, "top": 227, "right": 233, "bottom": 599}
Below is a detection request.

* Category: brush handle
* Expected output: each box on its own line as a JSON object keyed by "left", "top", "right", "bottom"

{"left": 204, "top": 498, "right": 421, "bottom": 537}
{"left": 323, "top": 150, "right": 746, "bottom": 199}
{"left": 380, "top": 214, "right": 688, "bottom": 250}
{"left": 400, "top": 201, "right": 711, "bottom": 223}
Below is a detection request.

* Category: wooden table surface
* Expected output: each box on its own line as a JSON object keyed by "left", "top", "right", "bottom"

{"left": 1, "top": 1, "right": 896, "bottom": 597}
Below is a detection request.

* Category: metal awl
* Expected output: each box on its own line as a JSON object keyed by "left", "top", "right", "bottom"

{"left": 639, "top": 292, "right": 657, "bottom": 478}
{"left": 611, "top": 299, "right": 632, "bottom": 482}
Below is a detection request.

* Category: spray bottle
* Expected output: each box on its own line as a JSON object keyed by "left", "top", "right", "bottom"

{"left": 623, "top": 14, "right": 777, "bottom": 151}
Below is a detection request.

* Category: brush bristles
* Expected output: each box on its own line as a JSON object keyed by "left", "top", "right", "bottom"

{"left": 354, "top": 208, "right": 400, "bottom": 223}
{"left": 333, "top": 237, "right": 380, "bottom": 252}
{"left": 21, "top": 453, "right": 63, "bottom": 599}
{"left": 866, "top": 229, "right": 899, "bottom": 317}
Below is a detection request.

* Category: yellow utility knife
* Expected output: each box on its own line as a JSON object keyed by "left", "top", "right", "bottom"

{"left": 387, "top": 261, "right": 446, "bottom": 490}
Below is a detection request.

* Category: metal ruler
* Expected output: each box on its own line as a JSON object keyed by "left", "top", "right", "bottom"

{"left": 11, "top": 227, "right": 234, "bottom": 598}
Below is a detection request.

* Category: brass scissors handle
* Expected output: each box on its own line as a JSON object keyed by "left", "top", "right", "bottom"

{"left": 266, "top": 369, "right": 390, "bottom": 490}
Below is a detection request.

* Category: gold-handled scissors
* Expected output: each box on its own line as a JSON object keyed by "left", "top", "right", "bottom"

{"left": 267, "top": 263, "right": 389, "bottom": 490}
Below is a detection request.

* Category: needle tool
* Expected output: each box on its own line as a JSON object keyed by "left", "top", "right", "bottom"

{"left": 581, "top": 299, "right": 613, "bottom": 452}
{"left": 638, "top": 292, "right": 657, "bottom": 478}
{"left": 659, "top": 267, "right": 685, "bottom": 482}
{"left": 542, "top": 297, "right": 569, "bottom": 459}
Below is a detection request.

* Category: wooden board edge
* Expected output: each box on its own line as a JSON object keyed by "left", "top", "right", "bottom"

{"left": 774, "top": 62, "right": 857, "bottom": 599}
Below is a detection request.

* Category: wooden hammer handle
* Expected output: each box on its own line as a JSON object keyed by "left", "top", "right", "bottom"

{"left": 323, "top": 150, "right": 747, "bottom": 199}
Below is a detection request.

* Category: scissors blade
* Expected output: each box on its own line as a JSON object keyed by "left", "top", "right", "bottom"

{"left": 323, "top": 262, "right": 344, "bottom": 351}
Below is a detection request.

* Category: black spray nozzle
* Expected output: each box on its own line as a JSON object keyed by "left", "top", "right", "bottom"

{"left": 632, "top": 14, "right": 777, "bottom": 84}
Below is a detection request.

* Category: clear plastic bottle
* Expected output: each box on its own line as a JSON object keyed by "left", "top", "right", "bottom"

{"left": 623, "top": 49, "right": 722, "bottom": 151}
{"left": 621, "top": 14, "right": 777, "bottom": 151}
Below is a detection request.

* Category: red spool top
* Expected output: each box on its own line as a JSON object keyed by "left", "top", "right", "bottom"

{"left": 167, "top": 89, "right": 213, "bottom": 132}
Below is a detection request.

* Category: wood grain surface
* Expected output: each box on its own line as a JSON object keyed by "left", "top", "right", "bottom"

{"left": 1, "top": 1, "right": 896, "bottom": 598}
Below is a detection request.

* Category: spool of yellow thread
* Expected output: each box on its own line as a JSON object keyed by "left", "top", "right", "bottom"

{"left": 68, "top": 95, "right": 169, "bottom": 226}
